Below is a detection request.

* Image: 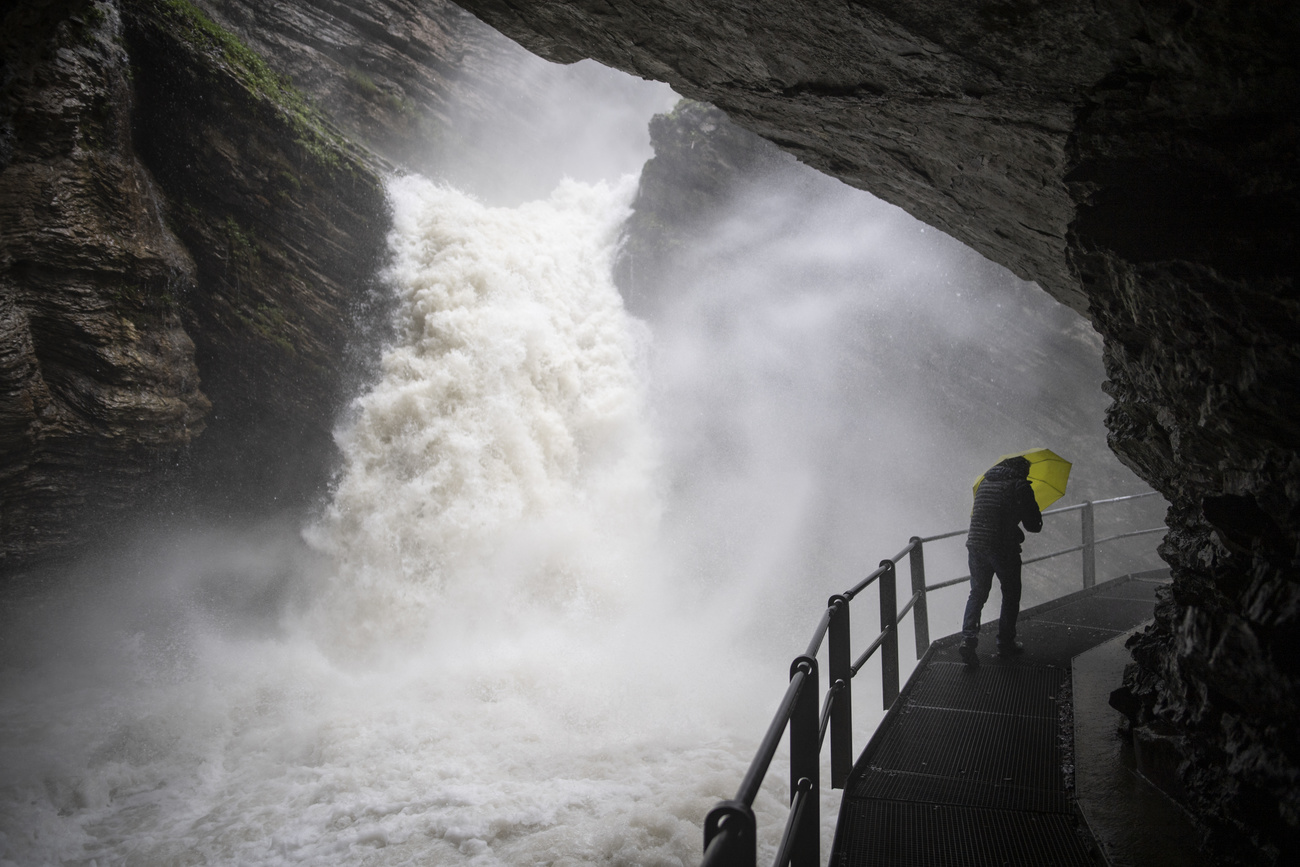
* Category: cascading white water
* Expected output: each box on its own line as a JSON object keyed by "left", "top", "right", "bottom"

{"left": 0, "top": 48, "right": 1153, "bottom": 865}
{"left": 0, "top": 171, "right": 807, "bottom": 867}
{"left": 280, "top": 173, "right": 794, "bottom": 864}
{"left": 308, "top": 175, "right": 662, "bottom": 652}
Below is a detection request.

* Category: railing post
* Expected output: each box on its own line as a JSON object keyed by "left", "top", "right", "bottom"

{"left": 703, "top": 800, "right": 756, "bottom": 867}
{"left": 827, "top": 596, "right": 852, "bottom": 790}
{"left": 1082, "top": 500, "right": 1096, "bottom": 588}
{"left": 908, "top": 538, "right": 929, "bottom": 657}
{"left": 789, "top": 656, "right": 820, "bottom": 867}
{"left": 878, "top": 560, "right": 899, "bottom": 709}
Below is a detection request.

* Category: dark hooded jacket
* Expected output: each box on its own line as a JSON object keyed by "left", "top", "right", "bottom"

{"left": 967, "top": 457, "right": 1043, "bottom": 553}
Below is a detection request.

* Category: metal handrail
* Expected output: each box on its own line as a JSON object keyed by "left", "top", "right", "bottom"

{"left": 736, "top": 667, "right": 808, "bottom": 806}
{"left": 772, "top": 778, "right": 815, "bottom": 867}
{"left": 851, "top": 630, "right": 888, "bottom": 675}
{"left": 699, "top": 490, "right": 1166, "bottom": 867}
{"left": 1095, "top": 525, "right": 1167, "bottom": 546}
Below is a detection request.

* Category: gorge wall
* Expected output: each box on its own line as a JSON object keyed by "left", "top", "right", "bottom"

{"left": 455, "top": 1, "right": 1300, "bottom": 863}
{"left": 1, "top": 0, "right": 386, "bottom": 569}
{"left": 0, "top": 0, "right": 529, "bottom": 572}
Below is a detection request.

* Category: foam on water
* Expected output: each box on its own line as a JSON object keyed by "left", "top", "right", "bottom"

{"left": 308, "top": 176, "right": 664, "bottom": 650}
{"left": 0, "top": 176, "right": 806, "bottom": 866}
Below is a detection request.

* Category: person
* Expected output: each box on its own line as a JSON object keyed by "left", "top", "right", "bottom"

{"left": 960, "top": 455, "right": 1043, "bottom": 667}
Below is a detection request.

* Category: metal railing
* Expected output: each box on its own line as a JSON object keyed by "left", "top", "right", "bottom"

{"left": 700, "top": 491, "right": 1165, "bottom": 867}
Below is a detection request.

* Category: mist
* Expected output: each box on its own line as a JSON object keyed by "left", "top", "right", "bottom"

{"left": 0, "top": 45, "right": 1164, "bottom": 867}
{"left": 424, "top": 56, "right": 679, "bottom": 205}
{"left": 628, "top": 124, "right": 1163, "bottom": 644}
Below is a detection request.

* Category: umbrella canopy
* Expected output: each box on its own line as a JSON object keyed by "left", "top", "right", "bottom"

{"left": 973, "top": 448, "right": 1072, "bottom": 510}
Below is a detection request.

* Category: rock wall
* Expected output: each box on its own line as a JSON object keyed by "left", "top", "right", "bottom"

{"left": 190, "top": 0, "right": 644, "bottom": 204}
{"left": 121, "top": 0, "right": 391, "bottom": 514}
{"left": 613, "top": 99, "right": 792, "bottom": 311}
{"left": 1, "top": 0, "right": 554, "bottom": 573}
{"left": 0, "top": 0, "right": 406, "bottom": 572}
{"left": 455, "top": 1, "right": 1299, "bottom": 863}
{"left": 1, "top": 1, "right": 212, "bottom": 566}
{"left": 185, "top": 0, "right": 525, "bottom": 182}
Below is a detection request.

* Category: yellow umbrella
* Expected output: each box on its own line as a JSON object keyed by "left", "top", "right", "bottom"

{"left": 973, "top": 448, "right": 1072, "bottom": 510}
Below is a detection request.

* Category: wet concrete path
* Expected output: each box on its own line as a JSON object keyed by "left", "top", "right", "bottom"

{"left": 1073, "top": 627, "right": 1208, "bottom": 867}
{"left": 830, "top": 571, "right": 1176, "bottom": 866}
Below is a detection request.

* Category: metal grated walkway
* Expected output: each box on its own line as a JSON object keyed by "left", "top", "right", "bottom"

{"left": 830, "top": 571, "right": 1171, "bottom": 867}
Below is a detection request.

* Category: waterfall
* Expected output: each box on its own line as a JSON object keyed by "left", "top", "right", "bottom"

{"left": 306, "top": 175, "right": 662, "bottom": 654}
{"left": 0, "top": 56, "right": 1139, "bottom": 867}
{"left": 0, "top": 173, "right": 796, "bottom": 866}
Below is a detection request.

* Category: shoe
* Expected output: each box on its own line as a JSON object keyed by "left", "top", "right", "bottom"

{"left": 996, "top": 641, "right": 1025, "bottom": 657}
{"left": 959, "top": 642, "right": 980, "bottom": 668}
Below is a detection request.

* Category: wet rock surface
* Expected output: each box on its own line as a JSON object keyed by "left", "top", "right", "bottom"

{"left": 457, "top": 1, "right": 1299, "bottom": 862}
{"left": 192, "top": 0, "right": 648, "bottom": 204}
{"left": 614, "top": 100, "right": 793, "bottom": 309}
{"left": 188, "top": 0, "right": 518, "bottom": 181}
{"left": 1, "top": 1, "right": 210, "bottom": 565}
{"left": 0, "top": 0, "right": 444, "bottom": 571}
{"left": 121, "top": 0, "right": 390, "bottom": 516}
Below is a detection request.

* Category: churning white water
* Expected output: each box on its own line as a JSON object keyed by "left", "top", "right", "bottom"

{"left": 310, "top": 176, "right": 662, "bottom": 651}
{"left": 0, "top": 175, "right": 815, "bottom": 866}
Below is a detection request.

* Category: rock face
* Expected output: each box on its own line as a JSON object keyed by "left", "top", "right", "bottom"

{"left": 614, "top": 99, "right": 792, "bottom": 310}
{"left": 191, "top": 0, "right": 655, "bottom": 204}
{"left": 186, "top": 0, "right": 528, "bottom": 183}
{"left": 121, "top": 0, "right": 391, "bottom": 513}
{"left": 455, "top": 1, "right": 1299, "bottom": 863}
{"left": 0, "top": 0, "right": 410, "bottom": 571}
{"left": 1, "top": 1, "right": 212, "bottom": 565}
{"left": 2, "top": 0, "right": 555, "bottom": 573}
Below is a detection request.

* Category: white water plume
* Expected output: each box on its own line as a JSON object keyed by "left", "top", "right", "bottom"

{"left": 0, "top": 172, "right": 806, "bottom": 867}
{"left": 306, "top": 175, "right": 662, "bottom": 653}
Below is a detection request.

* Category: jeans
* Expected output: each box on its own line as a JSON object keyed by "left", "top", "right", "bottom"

{"left": 961, "top": 547, "right": 1022, "bottom": 646}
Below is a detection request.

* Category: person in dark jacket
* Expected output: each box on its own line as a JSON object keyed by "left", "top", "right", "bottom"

{"left": 960, "top": 455, "right": 1043, "bottom": 667}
